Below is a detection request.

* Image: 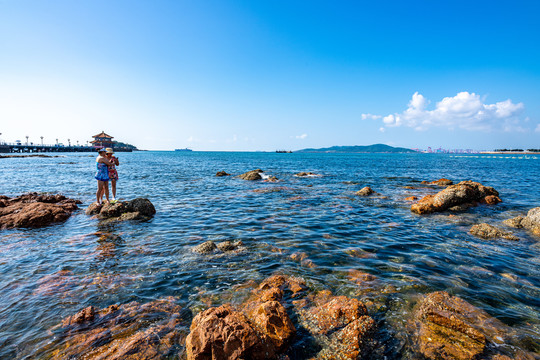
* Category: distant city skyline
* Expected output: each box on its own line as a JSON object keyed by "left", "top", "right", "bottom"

{"left": 1, "top": 1, "right": 539, "bottom": 151}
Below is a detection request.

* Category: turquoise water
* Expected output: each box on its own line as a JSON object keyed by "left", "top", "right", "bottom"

{"left": 0, "top": 151, "right": 539, "bottom": 358}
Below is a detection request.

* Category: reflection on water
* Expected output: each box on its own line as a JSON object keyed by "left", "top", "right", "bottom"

{"left": 0, "top": 152, "right": 539, "bottom": 358}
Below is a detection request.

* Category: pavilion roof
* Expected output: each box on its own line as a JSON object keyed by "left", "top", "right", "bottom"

{"left": 92, "top": 131, "right": 114, "bottom": 139}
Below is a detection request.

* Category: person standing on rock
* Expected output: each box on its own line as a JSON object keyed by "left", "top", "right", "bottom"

{"left": 105, "top": 148, "right": 120, "bottom": 203}
{"left": 95, "top": 148, "right": 113, "bottom": 205}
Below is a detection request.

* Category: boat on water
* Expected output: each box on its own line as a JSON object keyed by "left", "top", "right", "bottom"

{"left": 175, "top": 148, "right": 193, "bottom": 152}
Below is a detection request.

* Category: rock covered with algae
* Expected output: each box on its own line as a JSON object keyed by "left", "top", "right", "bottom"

{"left": 469, "top": 223, "right": 519, "bottom": 241}
{"left": 238, "top": 169, "right": 264, "bottom": 180}
{"left": 42, "top": 298, "right": 186, "bottom": 359}
{"left": 411, "top": 291, "right": 517, "bottom": 360}
{"left": 411, "top": 181, "right": 501, "bottom": 214}
{"left": 86, "top": 198, "right": 156, "bottom": 222}
{"left": 503, "top": 207, "right": 540, "bottom": 236}
{"left": 0, "top": 193, "right": 81, "bottom": 229}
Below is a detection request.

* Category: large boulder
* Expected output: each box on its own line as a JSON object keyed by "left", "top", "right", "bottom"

{"left": 503, "top": 207, "right": 540, "bottom": 236}
{"left": 41, "top": 298, "right": 185, "bottom": 359}
{"left": 411, "top": 181, "right": 501, "bottom": 214}
{"left": 0, "top": 193, "right": 81, "bottom": 229}
{"left": 238, "top": 169, "right": 263, "bottom": 181}
{"left": 85, "top": 198, "right": 156, "bottom": 222}
{"left": 411, "top": 291, "right": 510, "bottom": 360}
{"left": 469, "top": 223, "right": 519, "bottom": 241}
{"left": 186, "top": 305, "right": 277, "bottom": 360}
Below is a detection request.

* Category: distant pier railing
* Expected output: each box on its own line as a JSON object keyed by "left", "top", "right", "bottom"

{"left": 0, "top": 143, "right": 133, "bottom": 153}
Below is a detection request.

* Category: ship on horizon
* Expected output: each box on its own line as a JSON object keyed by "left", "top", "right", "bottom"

{"left": 175, "top": 148, "right": 193, "bottom": 152}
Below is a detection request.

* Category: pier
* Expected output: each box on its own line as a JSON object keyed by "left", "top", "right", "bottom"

{"left": 0, "top": 142, "right": 133, "bottom": 153}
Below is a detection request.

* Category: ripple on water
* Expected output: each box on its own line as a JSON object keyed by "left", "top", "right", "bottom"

{"left": 0, "top": 152, "right": 539, "bottom": 358}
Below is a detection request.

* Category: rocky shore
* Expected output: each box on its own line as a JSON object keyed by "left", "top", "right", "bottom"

{"left": 39, "top": 274, "right": 537, "bottom": 360}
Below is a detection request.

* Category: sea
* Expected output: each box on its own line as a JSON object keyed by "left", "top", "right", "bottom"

{"left": 0, "top": 151, "right": 539, "bottom": 358}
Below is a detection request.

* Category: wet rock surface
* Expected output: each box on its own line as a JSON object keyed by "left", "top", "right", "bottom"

{"left": 42, "top": 298, "right": 186, "bottom": 359}
{"left": 0, "top": 193, "right": 81, "bottom": 229}
{"left": 238, "top": 169, "right": 263, "bottom": 180}
{"left": 356, "top": 186, "right": 376, "bottom": 196}
{"left": 186, "top": 274, "right": 378, "bottom": 360}
{"left": 411, "top": 181, "right": 501, "bottom": 214}
{"left": 192, "top": 240, "right": 244, "bottom": 254}
{"left": 470, "top": 223, "right": 519, "bottom": 241}
{"left": 422, "top": 178, "right": 453, "bottom": 186}
{"left": 85, "top": 198, "right": 156, "bottom": 222}
{"left": 216, "top": 171, "right": 230, "bottom": 176}
{"left": 504, "top": 207, "right": 540, "bottom": 236}
{"left": 411, "top": 291, "right": 512, "bottom": 360}
{"left": 295, "top": 172, "right": 320, "bottom": 177}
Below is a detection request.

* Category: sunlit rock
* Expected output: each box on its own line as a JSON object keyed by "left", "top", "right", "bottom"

{"left": 411, "top": 181, "right": 501, "bottom": 214}
{"left": 0, "top": 193, "right": 81, "bottom": 229}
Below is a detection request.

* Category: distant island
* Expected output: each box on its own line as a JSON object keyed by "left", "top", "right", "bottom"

{"left": 296, "top": 143, "right": 418, "bottom": 153}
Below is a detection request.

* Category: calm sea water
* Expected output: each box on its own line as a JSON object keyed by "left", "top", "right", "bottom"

{"left": 1, "top": 151, "right": 539, "bottom": 358}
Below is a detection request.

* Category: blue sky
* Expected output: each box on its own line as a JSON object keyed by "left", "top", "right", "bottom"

{"left": 1, "top": 0, "right": 539, "bottom": 150}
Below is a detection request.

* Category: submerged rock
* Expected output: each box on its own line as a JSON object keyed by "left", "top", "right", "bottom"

{"left": 470, "top": 223, "right": 519, "bottom": 241}
{"left": 85, "top": 198, "right": 156, "bottom": 222}
{"left": 411, "top": 291, "right": 510, "bottom": 360}
{"left": 295, "top": 172, "right": 320, "bottom": 177}
{"left": 43, "top": 298, "right": 186, "bottom": 359}
{"left": 422, "top": 178, "right": 453, "bottom": 186}
{"left": 356, "top": 187, "right": 376, "bottom": 196}
{"left": 239, "top": 169, "right": 263, "bottom": 181}
{"left": 411, "top": 181, "right": 501, "bottom": 215}
{"left": 504, "top": 207, "right": 540, "bottom": 236}
{"left": 216, "top": 171, "right": 230, "bottom": 176}
{"left": 192, "top": 240, "right": 244, "bottom": 254}
{"left": 0, "top": 193, "right": 81, "bottom": 229}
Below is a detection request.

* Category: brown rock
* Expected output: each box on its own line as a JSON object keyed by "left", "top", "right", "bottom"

{"left": 502, "top": 216, "right": 524, "bottom": 228}
{"left": 239, "top": 169, "right": 263, "bottom": 180}
{"left": 299, "top": 295, "right": 368, "bottom": 335}
{"left": 297, "top": 294, "right": 376, "bottom": 359}
{"left": 0, "top": 193, "right": 80, "bottom": 229}
{"left": 193, "top": 240, "right": 217, "bottom": 254}
{"left": 295, "top": 172, "right": 320, "bottom": 177}
{"left": 470, "top": 223, "right": 519, "bottom": 241}
{"left": 405, "top": 196, "right": 418, "bottom": 201}
{"left": 86, "top": 198, "right": 156, "bottom": 222}
{"left": 503, "top": 208, "right": 540, "bottom": 236}
{"left": 429, "top": 178, "right": 453, "bottom": 186}
{"left": 482, "top": 195, "right": 502, "bottom": 205}
{"left": 411, "top": 181, "right": 501, "bottom": 214}
{"left": 216, "top": 171, "right": 231, "bottom": 176}
{"left": 186, "top": 304, "right": 279, "bottom": 360}
{"left": 42, "top": 298, "right": 185, "bottom": 359}
{"left": 412, "top": 291, "right": 510, "bottom": 360}
{"left": 356, "top": 187, "right": 375, "bottom": 196}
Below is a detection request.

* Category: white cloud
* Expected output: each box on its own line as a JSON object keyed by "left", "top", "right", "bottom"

{"left": 369, "top": 92, "right": 526, "bottom": 132}
{"left": 295, "top": 133, "right": 308, "bottom": 139}
{"left": 379, "top": 127, "right": 386, "bottom": 133}
{"left": 361, "top": 113, "right": 382, "bottom": 120}
{"left": 535, "top": 124, "right": 540, "bottom": 133}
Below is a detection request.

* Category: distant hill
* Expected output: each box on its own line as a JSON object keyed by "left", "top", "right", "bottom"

{"left": 296, "top": 144, "right": 417, "bottom": 153}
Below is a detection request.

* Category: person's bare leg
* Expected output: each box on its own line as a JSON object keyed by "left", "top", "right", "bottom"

{"left": 103, "top": 181, "right": 110, "bottom": 203}
{"left": 111, "top": 179, "right": 117, "bottom": 199}
{"left": 96, "top": 182, "right": 102, "bottom": 204}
